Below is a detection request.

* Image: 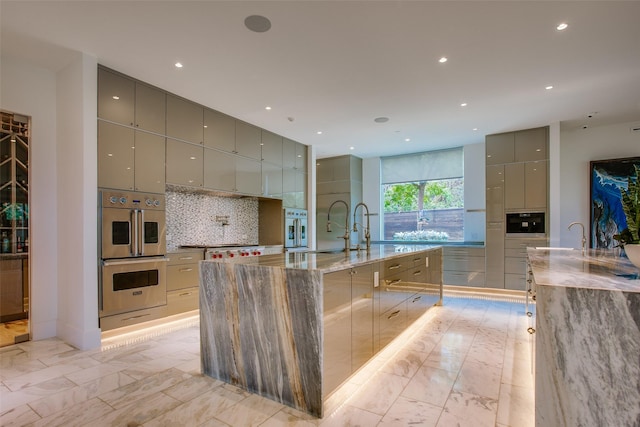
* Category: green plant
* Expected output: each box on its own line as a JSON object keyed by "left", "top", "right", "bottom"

{"left": 613, "top": 164, "right": 640, "bottom": 246}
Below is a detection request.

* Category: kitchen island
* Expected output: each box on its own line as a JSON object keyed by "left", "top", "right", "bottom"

{"left": 527, "top": 248, "right": 640, "bottom": 427}
{"left": 199, "top": 244, "right": 442, "bottom": 417}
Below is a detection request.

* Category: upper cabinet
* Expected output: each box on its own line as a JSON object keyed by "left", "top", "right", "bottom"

{"left": 485, "top": 126, "right": 548, "bottom": 165}
{"left": 98, "top": 121, "right": 165, "bottom": 193}
{"left": 261, "top": 130, "right": 283, "bottom": 166}
{"left": 283, "top": 138, "right": 307, "bottom": 172}
{"left": 166, "top": 94, "right": 203, "bottom": 144}
{"left": 235, "top": 121, "right": 262, "bottom": 160}
{"left": 203, "top": 108, "right": 235, "bottom": 152}
{"left": 166, "top": 139, "right": 203, "bottom": 187}
{"left": 98, "top": 68, "right": 166, "bottom": 134}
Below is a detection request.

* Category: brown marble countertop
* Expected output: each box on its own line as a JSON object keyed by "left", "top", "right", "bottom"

{"left": 527, "top": 247, "right": 640, "bottom": 292}
{"left": 203, "top": 243, "right": 441, "bottom": 273}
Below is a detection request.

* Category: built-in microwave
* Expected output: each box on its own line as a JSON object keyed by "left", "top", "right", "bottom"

{"left": 506, "top": 212, "right": 545, "bottom": 234}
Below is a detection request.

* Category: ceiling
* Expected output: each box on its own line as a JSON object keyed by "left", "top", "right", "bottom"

{"left": 1, "top": 1, "right": 639, "bottom": 159}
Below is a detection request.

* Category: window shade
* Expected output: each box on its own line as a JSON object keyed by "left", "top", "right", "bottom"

{"left": 381, "top": 147, "right": 463, "bottom": 184}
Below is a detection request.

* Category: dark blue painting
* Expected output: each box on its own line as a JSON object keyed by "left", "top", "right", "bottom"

{"left": 590, "top": 157, "right": 640, "bottom": 249}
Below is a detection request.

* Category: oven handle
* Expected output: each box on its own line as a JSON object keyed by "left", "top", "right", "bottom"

{"left": 139, "top": 209, "right": 145, "bottom": 256}
{"left": 102, "top": 257, "right": 169, "bottom": 267}
{"left": 132, "top": 209, "right": 139, "bottom": 256}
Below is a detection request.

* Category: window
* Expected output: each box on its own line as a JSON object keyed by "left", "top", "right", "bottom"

{"left": 381, "top": 148, "right": 464, "bottom": 242}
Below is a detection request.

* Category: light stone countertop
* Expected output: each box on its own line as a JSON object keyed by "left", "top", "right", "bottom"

{"left": 202, "top": 243, "right": 441, "bottom": 273}
{"left": 527, "top": 247, "right": 640, "bottom": 292}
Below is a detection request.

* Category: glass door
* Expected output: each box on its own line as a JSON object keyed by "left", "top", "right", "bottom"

{"left": 0, "top": 111, "right": 30, "bottom": 347}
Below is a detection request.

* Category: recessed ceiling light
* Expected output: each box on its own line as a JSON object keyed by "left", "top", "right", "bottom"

{"left": 439, "top": 57, "right": 448, "bottom": 63}
{"left": 349, "top": 146, "right": 355, "bottom": 150}
{"left": 317, "top": 131, "right": 322, "bottom": 135}
{"left": 265, "top": 106, "right": 272, "bottom": 110}
{"left": 473, "top": 128, "right": 478, "bottom": 131}
{"left": 374, "top": 117, "right": 389, "bottom": 123}
{"left": 460, "top": 103, "right": 468, "bottom": 107}
{"left": 545, "top": 85, "right": 554, "bottom": 90}
{"left": 203, "top": 125, "right": 208, "bottom": 128}
{"left": 175, "top": 62, "right": 183, "bottom": 68}
{"left": 245, "top": 15, "right": 271, "bottom": 33}
{"left": 405, "top": 138, "right": 411, "bottom": 142}
{"left": 189, "top": 156, "right": 196, "bottom": 160}
{"left": 557, "top": 22, "right": 568, "bottom": 31}
{"left": 112, "top": 96, "right": 119, "bottom": 100}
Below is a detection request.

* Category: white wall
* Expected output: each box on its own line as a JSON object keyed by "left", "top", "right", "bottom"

{"left": 1, "top": 53, "right": 101, "bottom": 349}
{"left": 1, "top": 55, "right": 59, "bottom": 340}
{"left": 557, "top": 120, "right": 640, "bottom": 249}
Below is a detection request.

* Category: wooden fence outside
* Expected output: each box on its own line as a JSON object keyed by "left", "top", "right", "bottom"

{"left": 383, "top": 208, "right": 464, "bottom": 241}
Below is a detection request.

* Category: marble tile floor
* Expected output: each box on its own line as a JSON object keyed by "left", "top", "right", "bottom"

{"left": 0, "top": 296, "right": 534, "bottom": 427}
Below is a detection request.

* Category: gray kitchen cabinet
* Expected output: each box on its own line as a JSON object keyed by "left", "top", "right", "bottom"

{"left": 203, "top": 108, "right": 235, "bottom": 152}
{"left": 261, "top": 161, "right": 283, "bottom": 198}
{"left": 485, "top": 223, "right": 505, "bottom": 288}
{"left": 135, "top": 82, "right": 166, "bottom": 134}
{"left": 203, "top": 148, "right": 262, "bottom": 195}
{"left": 515, "top": 127, "right": 547, "bottom": 162}
{"left": 505, "top": 161, "right": 548, "bottom": 210}
{"left": 504, "top": 237, "right": 547, "bottom": 291}
{"left": 486, "top": 165, "right": 504, "bottom": 223}
{"left": 166, "top": 94, "right": 204, "bottom": 144}
{"left": 485, "top": 132, "right": 515, "bottom": 165}
{"left": 282, "top": 169, "right": 306, "bottom": 209}
{"left": 443, "top": 246, "right": 486, "bottom": 287}
{"left": 166, "top": 250, "right": 204, "bottom": 316}
{"left": 235, "top": 156, "right": 262, "bottom": 195}
{"left": 235, "top": 120, "right": 262, "bottom": 160}
{"left": 98, "top": 121, "right": 165, "bottom": 193}
{"left": 203, "top": 149, "right": 236, "bottom": 192}
{"left": 261, "top": 130, "right": 283, "bottom": 165}
{"left": 505, "top": 163, "right": 525, "bottom": 210}
{"left": 98, "top": 68, "right": 166, "bottom": 134}
{"left": 98, "top": 68, "right": 135, "bottom": 126}
{"left": 323, "top": 268, "right": 353, "bottom": 395}
{"left": 351, "top": 264, "right": 374, "bottom": 372}
{"left": 166, "top": 138, "right": 203, "bottom": 187}
{"left": 283, "top": 138, "right": 307, "bottom": 171}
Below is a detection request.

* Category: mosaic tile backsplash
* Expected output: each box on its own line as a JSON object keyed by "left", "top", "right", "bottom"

{"left": 166, "top": 190, "right": 259, "bottom": 251}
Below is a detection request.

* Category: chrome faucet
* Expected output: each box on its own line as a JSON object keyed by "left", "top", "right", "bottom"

{"left": 327, "top": 200, "right": 350, "bottom": 251}
{"left": 568, "top": 221, "right": 587, "bottom": 255}
{"left": 353, "top": 202, "right": 371, "bottom": 251}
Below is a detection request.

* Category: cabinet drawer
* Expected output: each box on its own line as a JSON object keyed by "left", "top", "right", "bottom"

{"left": 444, "top": 247, "right": 485, "bottom": 257}
{"left": 383, "top": 257, "right": 409, "bottom": 274}
{"left": 380, "top": 271, "right": 409, "bottom": 313}
{"left": 100, "top": 305, "right": 168, "bottom": 332}
{"left": 406, "top": 293, "right": 437, "bottom": 324}
{"left": 407, "top": 266, "right": 428, "bottom": 283}
{"left": 443, "top": 271, "right": 486, "bottom": 287}
{"left": 443, "top": 255, "right": 485, "bottom": 272}
{"left": 505, "top": 238, "right": 547, "bottom": 250}
{"left": 505, "top": 247, "right": 529, "bottom": 258}
{"left": 379, "top": 301, "right": 407, "bottom": 349}
{"left": 167, "top": 287, "right": 199, "bottom": 316}
{"left": 167, "top": 251, "right": 204, "bottom": 265}
{"left": 167, "top": 264, "right": 200, "bottom": 291}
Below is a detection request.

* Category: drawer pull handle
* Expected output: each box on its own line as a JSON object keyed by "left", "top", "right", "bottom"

{"left": 526, "top": 311, "right": 532, "bottom": 317}
{"left": 179, "top": 292, "right": 193, "bottom": 297}
{"left": 388, "top": 310, "right": 401, "bottom": 319}
{"left": 412, "top": 296, "right": 422, "bottom": 303}
{"left": 389, "top": 264, "right": 402, "bottom": 270}
{"left": 388, "top": 279, "right": 402, "bottom": 286}
{"left": 527, "top": 327, "right": 536, "bottom": 334}
{"left": 179, "top": 256, "right": 194, "bottom": 260}
{"left": 122, "top": 313, "right": 151, "bottom": 322}
{"left": 413, "top": 258, "right": 421, "bottom": 262}
{"left": 179, "top": 268, "right": 194, "bottom": 272}
{"left": 413, "top": 271, "right": 422, "bottom": 276}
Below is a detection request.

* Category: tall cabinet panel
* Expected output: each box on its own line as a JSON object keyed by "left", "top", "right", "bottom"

{"left": 166, "top": 139, "right": 203, "bottom": 187}
{"left": 525, "top": 161, "right": 547, "bottom": 209}
{"left": 323, "top": 269, "right": 352, "bottom": 397}
{"left": 486, "top": 165, "right": 504, "bottom": 223}
{"left": 203, "top": 108, "right": 235, "bottom": 152}
{"left": 166, "top": 95, "right": 203, "bottom": 144}
{"left": 98, "top": 121, "right": 135, "bottom": 190}
{"left": 133, "top": 132, "right": 165, "bottom": 193}
{"left": 504, "top": 163, "right": 525, "bottom": 210}
{"left": 351, "top": 264, "right": 374, "bottom": 372}
{"left": 134, "top": 83, "right": 166, "bottom": 134}
{"left": 98, "top": 68, "right": 135, "bottom": 126}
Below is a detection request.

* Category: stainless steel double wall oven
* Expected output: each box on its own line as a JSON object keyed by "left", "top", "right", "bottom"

{"left": 99, "top": 190, "right": 167, "bottom": 327}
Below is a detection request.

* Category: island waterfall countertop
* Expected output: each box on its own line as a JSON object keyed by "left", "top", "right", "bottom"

{"left": 199, "top": 243, "right": 443, "bottom": 417}
{"left": 527, "top": 247, "right": 640, "bottom": 427}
